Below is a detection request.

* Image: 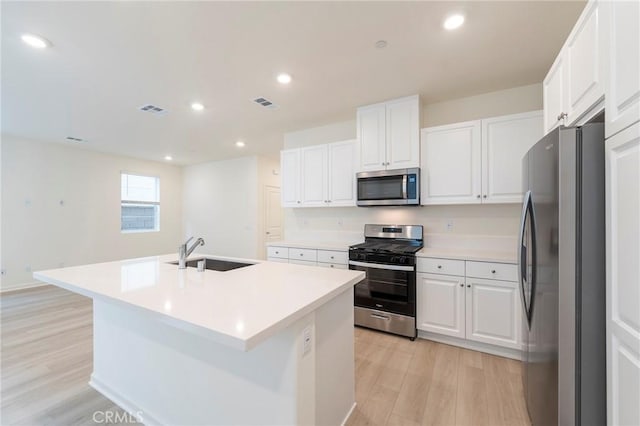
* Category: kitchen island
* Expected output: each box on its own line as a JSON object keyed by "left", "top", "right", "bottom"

{"left": 34, "top": 254, "right": 364, "bottom": 426}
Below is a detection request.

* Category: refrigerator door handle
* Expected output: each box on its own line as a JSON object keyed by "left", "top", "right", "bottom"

{"left": 518, "top": 190, "right": 537, "bottom": 329}
{"left": 518, "top": 191, "right": 531, "bottom": 316}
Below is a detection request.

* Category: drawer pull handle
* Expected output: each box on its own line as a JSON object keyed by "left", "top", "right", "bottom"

{"left": 330, "top": 256, "right": 334, "bottom": 259}
{"left": 467, "top": 284, "right": 471, "bottom": 288}
{"left": 491, "top": 269, "right": 496, "bottom": 274}
{"left": 300, "top": 253, "right": 303, "bottom": 256}
{"left": 371, "top": 314, "right": 390, "bottom": 321}
{"left": 460, "top": 283, "right": 464, "bottom": 287}
{"left": 330, "top": 264, "right": 334, "bottom": 268}
{"left": 437, "top": 265, "right": 442, "bottom": 269}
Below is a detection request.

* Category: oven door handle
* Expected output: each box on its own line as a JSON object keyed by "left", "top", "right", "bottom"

{"left": 348, "top": 260, "right": 414, "bottom": 272}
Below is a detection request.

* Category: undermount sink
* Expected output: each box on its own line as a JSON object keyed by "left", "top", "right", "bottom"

{"left": 168, "top": 257, "right": 254, "bottom": 272}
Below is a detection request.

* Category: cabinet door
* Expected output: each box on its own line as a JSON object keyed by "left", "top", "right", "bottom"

{"left": 328, "top": 140, "right": 356, "bottom": 206}
{"left": 280, "top": 149, "right": 300, "bottom": 207}
{"left": 481, "top": 111, "right": 543, "bottom": 203}
{"left": 300, "top": 145, "right": 328, "bottom": 206}
{"left": 606, "top": 123, "right": 640, "bottom": 426}
{"left": 465, "top": 278, "right": 520, "bottom": 349}
{"left": 565, "top": 0, "right": 605, "bottom": 126}
{"left": 543, "top": 52, "right": 567, "bottom": 134}
{"left": 421, "top": 121, "right": 482, "bottom": 205}
{"left": 416, "top": 273, "right": 465, "bottom": 338}
{"left": 603, "top": 0, "right": 640, "bottom": 138}
{"left": 357, "top": 103, "right": 387, "bottom": 171}
{"left": 386, "top": 95, "right": 420, "bottom": 169}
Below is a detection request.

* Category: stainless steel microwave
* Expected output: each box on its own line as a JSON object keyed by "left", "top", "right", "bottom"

{"left": 356, "top": 168, "right": 420, "bottom": 206}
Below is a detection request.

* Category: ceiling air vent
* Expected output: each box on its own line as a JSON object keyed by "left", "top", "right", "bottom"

{"left": 139, "top": 104, "right": 167, "bottom": 114}
{"left": 66, "top": 136, "right": 85, "bottom": 143}
{"left": 253, "top": 97, "right": 277, "bottom": 109}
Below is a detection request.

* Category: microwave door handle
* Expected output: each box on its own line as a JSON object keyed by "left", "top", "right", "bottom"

{"left": 402, "top": 175, "right": 407, "bottom": 199}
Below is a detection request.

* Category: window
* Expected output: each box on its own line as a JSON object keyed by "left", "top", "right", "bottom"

{"left": 121, "top": 173, "right": 160, "bottom": 232}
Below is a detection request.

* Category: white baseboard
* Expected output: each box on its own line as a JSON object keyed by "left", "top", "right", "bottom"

{"left": 417, "top": 330, "right": 522, "bottom": 360}
{"left": 89, "top": 374, "right": 162, "bottom": 426}
{"left": 341, "top": 402, "right": 357, "bottom": 426}
{"left": 0, "top": 280, "right": 47, "bottom": 294}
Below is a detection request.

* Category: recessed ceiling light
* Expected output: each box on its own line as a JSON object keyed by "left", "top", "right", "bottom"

{"left": 235, "top": 141, "right": 245, "bottom": 148}
{"left": 443, "top": 14, "right": 465, "bottom": 30}
{"left": 164, "top": 155, "right": 173, "bottom": 161}
{"left": 276, "top": 73, "right": 292, "bottom": 84}
{"left": 375, "top": 40, "right": 387, "bottom": 49}
{"left": 191, "top": 102, "right": 204, "bottom": 111}
{"left": 21, "top": 33, "right": 50, "bottom": 49}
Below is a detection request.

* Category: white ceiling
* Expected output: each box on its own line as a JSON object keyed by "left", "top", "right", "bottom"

{"left": 2, "top": 1, "right": 585, "bottom": 165}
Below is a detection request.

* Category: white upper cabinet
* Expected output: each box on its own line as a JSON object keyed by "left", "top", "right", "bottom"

{"left": 327, "top": 140, "right": 357, "bottom": 206}
{"left": 482, "top": 111, "right": 544, "bottom": 203}
{"left": 357, "top": 95, "right": 420, "bottom": 171}
{"left": 602, "top": 0, "right": 640, "bottom": 138}
{"left": 543, "top": 54, "right": 567, "bottom": 133}
{"left": 421, "top": 111, "right": 542, "bottom": 205}
{"left": 544, "top": 0, "right": 605, "bottom": 133}
{"left": 357, "top": 103, "right": 387, "bottom": 171}
{"left": 421, "top": 120, "right": 482, "bottom": 204}
{"left": 280, "top": 140, "right": 356, "bottom": 208}
{"left": 386, "top": 96, "right": 421, "bottom": 169}
{"left": 300, "top": 145, "right": 328, "bottom": 206}
{"left": 280, "top": 149, "right": 301, "bottom": 207}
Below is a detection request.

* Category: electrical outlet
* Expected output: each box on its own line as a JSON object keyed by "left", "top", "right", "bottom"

{"left": 302, "top": 326, "right": 312, "bottom": 355}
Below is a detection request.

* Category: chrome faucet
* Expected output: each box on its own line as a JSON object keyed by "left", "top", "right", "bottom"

{"left": 178, "top": 237, "right": 205, "bottom": 269}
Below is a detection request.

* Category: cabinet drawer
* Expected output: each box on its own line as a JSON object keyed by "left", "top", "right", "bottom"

{"left": 316, "top": 262, "right": 347, "bottom": 270}
{"left": 267, "top": 257, "right": 289, "bottom": 264}
{"left": 417, "top": 258, "right": 465, "bottom": 276}
{"left": 267, "top": 246, "right": 289, "bottom": 259}
{"left": 317, "top": 250, "right": 348, "bottom": 265}
{"left": 466, "top": 261, "right": 517, "bottom": 282}
{"left": 289, "top": 248, "right": 318, "bottom": 262}
{"left": 289, "top": 259, "right": 317, "bottom": 266}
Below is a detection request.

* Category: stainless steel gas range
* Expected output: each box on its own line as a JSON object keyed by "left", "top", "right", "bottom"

{"left": 349, "top": 224, "right": 423, "bottom": 340}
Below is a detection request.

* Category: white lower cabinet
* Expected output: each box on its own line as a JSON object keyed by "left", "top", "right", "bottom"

{"left": 465, "top": 277, "right": 520, "bottom": 349}
{"left": 417, "top": 257, "right": 521, "bottom": 351}
{"left": 266, "top": 244, "right": 349, "bottom": 269}
{"left": 416, "top": 273, "right": 465, "bottom": 338}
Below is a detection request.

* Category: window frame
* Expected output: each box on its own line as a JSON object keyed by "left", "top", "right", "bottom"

{"left": 120, "top": 172, "right": 161, "bottom": 233}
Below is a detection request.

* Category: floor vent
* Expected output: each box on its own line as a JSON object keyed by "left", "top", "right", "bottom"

{"left": 253, "top": 97, "right": 277, "bottom": 109}
{"left": 66, "top": 136, "right": 85, "bottom": 142}
{"left": 139, "top": 104, "right": 167, "bottom": 114}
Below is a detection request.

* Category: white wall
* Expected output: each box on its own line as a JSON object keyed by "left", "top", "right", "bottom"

{"left": 282, "top": 83, "right": 542, "bottom": 243}
{"left": 183, "top": 156, "right": 273, "bottom": 259}
{"left": 423, "top": 83, "right": 542, "bottom": 127}
{"left": 1, "top": 135, "right": 183, "bottom": 291}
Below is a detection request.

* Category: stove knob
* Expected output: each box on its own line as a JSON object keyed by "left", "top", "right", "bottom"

{"left": 359, "top": 253, "right": 367, "bottom": 261}
{"left": 391, "top": 256, "right": 399, "bottom": 263}
{"left": 399, "top": 257, "right": 407, "bottom": 264}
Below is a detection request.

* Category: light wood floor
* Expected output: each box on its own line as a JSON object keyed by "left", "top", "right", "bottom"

{"left": 1, "top": 286, "right": 530, "bottom": 426}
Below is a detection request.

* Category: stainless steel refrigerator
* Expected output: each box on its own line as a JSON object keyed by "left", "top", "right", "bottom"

{"left": 519, "top": 122, "right": 606, "bottom": 426}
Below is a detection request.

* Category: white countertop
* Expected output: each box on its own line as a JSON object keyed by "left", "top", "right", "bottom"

{"left": 417, "top": 247, "right": 517, "bottom": 264}
{"left": 267, "top": 241, "right": 356, "bottom": 251}
{"left": 33, "top": 253, "right": 364, "bottom": 351}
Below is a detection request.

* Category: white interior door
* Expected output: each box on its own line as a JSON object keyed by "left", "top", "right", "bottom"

{"left": 606, "top": 122, "right": 640, "bottom": 426}
{"left": 265, "top": 185, "right": 282, "bottom": 244}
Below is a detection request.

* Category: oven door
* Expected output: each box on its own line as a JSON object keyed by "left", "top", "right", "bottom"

{"left": 349, "top": 260, "right": 416, "bottom": 316}
{"left": 356, "top": 169, "right": 419, "bottom": 206}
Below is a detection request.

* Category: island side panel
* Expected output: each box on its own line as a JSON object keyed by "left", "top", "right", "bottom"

{"left": 90, "top": 299, "right": 311, "bottom": 426}
{"left": 314, "top": 287, "right": 356, "bottom": 426}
